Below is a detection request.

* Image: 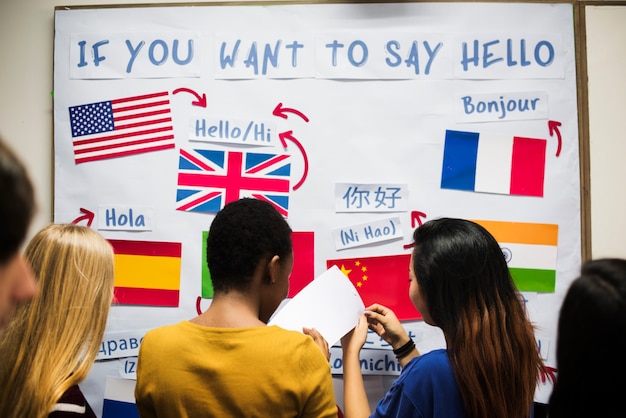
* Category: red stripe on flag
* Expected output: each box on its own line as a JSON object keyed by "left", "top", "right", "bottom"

{"left": 75, "top": 143, "right": 175, "bottom": 164}
{"left": 74, "top": 126, "right": 174, "bottom": 148}
{"left": 113, "top": 286, "right": 179, "bottom": 307}
{"left": 108, "top": 239, "right": 181, "bottom": 257}
{"left": 246, "top": 154, "right": 290, "bottom": 174}
{"left": 179, "top": 148, "right": 217, "bottom": 172}
{"left": 111, "top": 91, "right": 169, "bottom": 104}
{"left": 178, "top": 191, "right": 222, "bottom": 212}
{"left": 114, "top": 108, "right": 170, "bottom": 122}
{"left": 288, "top": 232, "right": 314, "bottom": 298}
{"left": 114, "top": 99, "right": 170, "bottom": 113}
{"left": 251, "top": 193, "right": 288, "bottom": 217}
{"left": 114, "top": 116, "right": 172, "bottom": 131}
{"left": 224, "top": 151, "right": 244, "bottom": 204}
{"left": 74, "top": 134, "right": 174, "bottom": 154}
{"left": 177, "top": 166, "right": 290, "bottom": 196}
{"left": 510, "top": 136, "right": 546, "bottom": 197}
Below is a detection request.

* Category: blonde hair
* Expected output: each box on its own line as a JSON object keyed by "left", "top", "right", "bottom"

{"left": 0, "top": 224, "right": 115, "bottom": 418}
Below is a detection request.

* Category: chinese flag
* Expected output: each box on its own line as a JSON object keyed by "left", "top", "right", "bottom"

{"left": 202, "top": 231, "right": 314, "bottom": 299}
{"left": 326, "top": 254, "right": 420, "bottom": 321}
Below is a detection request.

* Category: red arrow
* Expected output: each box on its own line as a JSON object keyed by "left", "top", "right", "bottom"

{"left": 548, "top": 120, "right": 562, "bottom": 157}
{"left": 278, "top": 130, "right": 309, "bottom": 190}
{"left": 411, "top": 211, "right": 427, "bottom": 228}
{"left": 71, "top": 208, "right": 95, "bottom": 227}
{"left": 172, "top": 88, "right": 207, "bottom": 107}
{"left": 540, "top": 366, "right": 557, "bottom": 384}
{"left": 273, "top": 103, "right": 309, "bottom": 122}
{"left": 403, "top": 211, "right": 427, "bottom": 249}
{"left": 196, "top": 296, "right": 204, "bottom": 315}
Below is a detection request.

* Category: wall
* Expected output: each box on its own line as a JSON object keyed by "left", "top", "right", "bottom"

{"left": 585, "top": 4, "right": 626, "bottom": 259}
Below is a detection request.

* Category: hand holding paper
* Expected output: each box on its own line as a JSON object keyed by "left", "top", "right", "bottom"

{"left": 269, "top": 265, "right": 365, "bottom": 346}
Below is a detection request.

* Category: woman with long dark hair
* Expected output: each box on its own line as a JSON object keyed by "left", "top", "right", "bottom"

{"left": 342, "top": 217, "right": 544, "bottom": 418}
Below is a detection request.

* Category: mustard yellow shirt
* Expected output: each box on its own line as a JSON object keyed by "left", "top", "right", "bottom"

{"left": 135, "top": 321, "right": 337, "bottom": 418}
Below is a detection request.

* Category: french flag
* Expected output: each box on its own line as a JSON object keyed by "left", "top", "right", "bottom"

{"left": 440, "top": 129, "right": 547, "bottom": 197}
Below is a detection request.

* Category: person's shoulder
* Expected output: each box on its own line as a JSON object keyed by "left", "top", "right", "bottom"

{"left": 401, "top": 349, "right": 462, "bottom": 402}
{"left": 49, "top": 385, "right": 96, "bottom": 417}
{"left": 265, "top": 326, "right": 324, "bottom": 353}
{"left": 265, "top": 325, "right": 312, "bottom": 343}
{"left": 142, "top": 321, "right": 188, "bottom": 341}
{"left": 406, "top": 349, "right": 454, "bottom": 375}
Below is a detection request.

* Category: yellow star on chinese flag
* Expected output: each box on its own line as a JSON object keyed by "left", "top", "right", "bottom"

{"left": 340, "top": 264, "right": 352, "bottom": 276}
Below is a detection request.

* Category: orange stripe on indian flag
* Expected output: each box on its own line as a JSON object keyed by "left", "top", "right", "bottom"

{"left": 472, "top": 220, "right": 558, "bottom": 246}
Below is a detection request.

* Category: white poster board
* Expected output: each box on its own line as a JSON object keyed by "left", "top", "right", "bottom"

{"left": 53, "top": 2, "right": 580, "bottom": 415}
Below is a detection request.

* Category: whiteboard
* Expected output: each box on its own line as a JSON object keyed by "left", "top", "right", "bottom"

{"left": 53, "top": 2, "right": 580, "bottom": 414}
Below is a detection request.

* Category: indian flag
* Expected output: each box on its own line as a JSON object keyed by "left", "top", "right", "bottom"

{"left": 109, "top": 239, "right": 182, "bottom": 307}
{"left": 441, "top": 129, "right": 547, "bottom": 197}
{"left": 473, "top": 220, "right": 558, "bottom": 292}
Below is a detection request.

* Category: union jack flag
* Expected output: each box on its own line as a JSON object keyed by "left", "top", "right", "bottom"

{"left": 176, "top": 148, "right": 291, "bottom": 215}
{"left": 68, "top": 91, "right": 175, "bottom": 164}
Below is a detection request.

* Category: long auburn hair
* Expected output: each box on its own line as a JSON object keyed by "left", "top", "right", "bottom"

{"left": 0, "top": 224, "right": 115, "bottom": 418}
{"left": 412, "top": 218, "right": 544, "bottom": 418}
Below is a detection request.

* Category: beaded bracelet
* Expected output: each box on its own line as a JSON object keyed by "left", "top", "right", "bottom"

{"left": 392, "top": 339, "right": 415, "bottom": 360}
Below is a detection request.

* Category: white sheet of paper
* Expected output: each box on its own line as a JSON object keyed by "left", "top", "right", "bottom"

{"left": 269, "top": 265, "right": 365, "bottom": 346}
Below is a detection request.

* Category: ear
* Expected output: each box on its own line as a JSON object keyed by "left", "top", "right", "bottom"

{"left": 266, "top": 255, "right": 281, "bottom": 284}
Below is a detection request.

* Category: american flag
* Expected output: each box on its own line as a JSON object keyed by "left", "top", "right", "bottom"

{"left": 69, "top": 91, "right": 175, "bottom": 164}
{"left": 176, "top": 148, "right": 291, "bottom": 215}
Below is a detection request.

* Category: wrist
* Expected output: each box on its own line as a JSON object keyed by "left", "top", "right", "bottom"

{"left": 391, "top": 336, "right": 411, "bottom": 350}
{"left": 392, "top": 338, "right": 415, "bottom": 360}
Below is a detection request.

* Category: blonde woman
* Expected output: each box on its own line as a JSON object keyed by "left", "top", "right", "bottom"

{"left": 0, "top": 224, "right": 115, "bottom": 418}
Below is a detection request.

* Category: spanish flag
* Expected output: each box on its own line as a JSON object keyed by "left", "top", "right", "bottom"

{"left": 473, "top": 220, "right": 559, "bottom": 293}
{"left": 109, "top": 239, "right": 182, "bottom": 307}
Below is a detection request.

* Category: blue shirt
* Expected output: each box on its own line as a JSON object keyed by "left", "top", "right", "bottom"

{"left": 370, "top": 349, "right": 467, "bottom": 418}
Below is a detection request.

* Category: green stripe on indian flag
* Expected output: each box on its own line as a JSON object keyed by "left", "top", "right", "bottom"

{"left": 509, "top": 268, "right": 556, "bottom": 293}
{"left": 473, "top": 220, "right": 559, "bottom": 293}
{"left": 501, "top": 243, "right": 557, "bottom": 292}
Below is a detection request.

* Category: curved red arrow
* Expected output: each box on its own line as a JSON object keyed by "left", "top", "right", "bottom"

{"left": 172, "top": 88, "right": 207, "bottom": 107}
{"left": 278, "top": 130, "right": 309, "bottom": 190}
{"left": 540, "top": 366, "right": 557, "bottom": 384}
{"left": 548, "top": 120, "right": 562, "bottom": 157}
{"left": 273, "top": 103, "right": 309, "bottom": 122}
{"left": 403, "top": 211, "right": 428, "bottom": 249}
{"left": 196, "top": 296, "right": 205, "bottom": 315}
{"left": 71, "top": 208, "right": 95, "bottom": 227}
{"left": 411, "top": 211, "right": 427, "bottom": 228}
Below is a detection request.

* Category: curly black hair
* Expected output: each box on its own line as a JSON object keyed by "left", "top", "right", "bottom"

{"left": 206, "top": 198, "right": 292, "bottom": 293}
